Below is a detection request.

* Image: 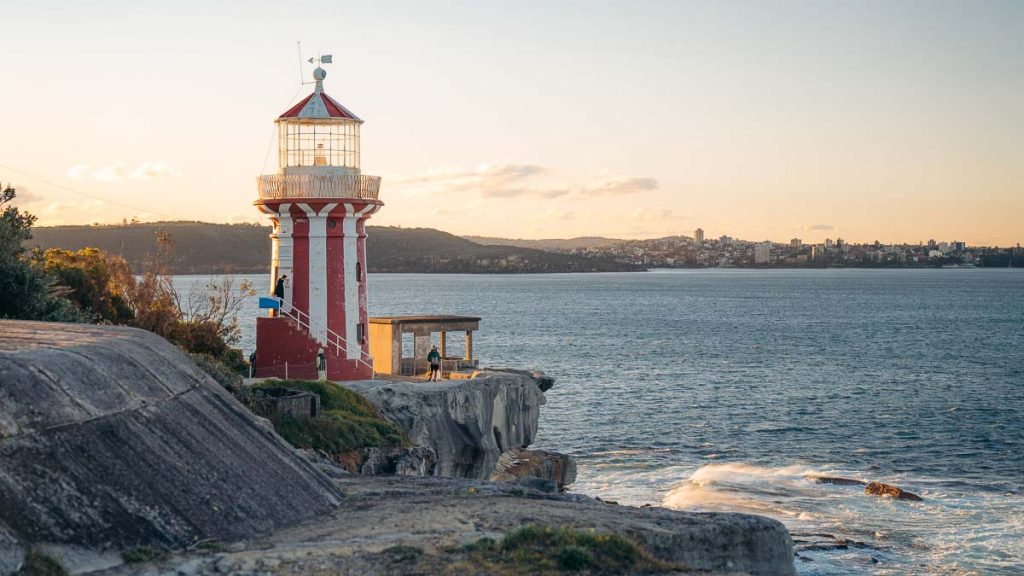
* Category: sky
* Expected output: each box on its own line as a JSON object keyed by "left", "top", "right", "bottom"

{"left": 1, "top": 0, "right": 1021, "bottom": 245}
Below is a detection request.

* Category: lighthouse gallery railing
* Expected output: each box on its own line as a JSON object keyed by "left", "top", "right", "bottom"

{"left": 257, "top": 173, "right": 381, "bottom": 200}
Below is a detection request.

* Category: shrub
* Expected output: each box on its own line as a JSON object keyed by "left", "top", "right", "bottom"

{"left": 189, "top": 353, "right": 243, "bottom": 390}
{"left": 16, "top": 550, "right": 67, "bottom": 576}
{"left": 250, "top": 380, "right": 408, "bottom": 453}
{"left": 455, "top": 524, "right": 687, "bottom": 575}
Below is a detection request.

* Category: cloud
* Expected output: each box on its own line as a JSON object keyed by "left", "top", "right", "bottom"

{"left": 628, "top": 207, "right": 676, "bottom": 222}
{"left": 30, "top": 200, "right": 107, "bottom": 225}
{"left": 393, "top": 162, "right": 657, "bottom": 201}
{"left": 130, "top": 162, "right": 175, "bottom": 180}
{"left": 226, "top": 210, "right": 265, "bottom": 225}
{"left": 581, "top": 177, "right": 659, "bottom": 196}
{"left": 542, "top": 208, "right": 576, "bottom": 221}
{"left": 6, "top": 183, "right": 42, "bottom": 205}
{"left": 393, "top": 163, "right": 550, "bottom": 199}
{"left": 67, "top": 162, "right": 178, "bottom": 182}
{"left": 805, "top": 223, "right": 835, "bottom": 231}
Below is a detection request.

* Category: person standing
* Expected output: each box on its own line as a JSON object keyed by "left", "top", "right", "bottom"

{"left": 316, "top": 347, "right": 326, "bottom": 381}
{"left": 426, "top": 345, "right": 441, "bottom": 381}
{"left": 274, "top": 274, "right": 287, "bottom": 300}
{"left": 272, "top": 275, "right": 287, "bottom": 317}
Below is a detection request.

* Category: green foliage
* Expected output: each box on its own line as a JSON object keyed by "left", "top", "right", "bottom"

{"left": 455, "top": 524, "right": 687, "bottom": 575}
{"left": 258, "top": 380, "right": 379, "bottom": 416}
{"left": 0, "top": 185, "right": 86, "bottom": 322}
{"left": 39, "top": 247, "right": 134, "bottom": 324}
{"left": 379, "top": 545, "right": 424, "bottom": 564}
{"left": 189, "top": 353, "right": 243, "bottom": 390}
{"left": 16, "top": 550, "right": 68, "bottom": 576}
{"left": 170, "top": 320, "right": 231, "bottom": 358}
{"left": 251, "top": 380, "right": 408, "bottom": 453}
{"left": 121, "top": 546, "right": 171, "bottom": 564}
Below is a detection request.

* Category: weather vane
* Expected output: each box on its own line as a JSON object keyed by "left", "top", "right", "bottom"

{"left": 296, "top": 42, "right": 333, "bottom": 85}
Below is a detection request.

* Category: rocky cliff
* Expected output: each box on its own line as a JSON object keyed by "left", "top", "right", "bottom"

{"left": 0, "top": 320, "right": 342, "bottom": 573}
{"left": 345, "top": 370, "right": 550, "bottom": 480}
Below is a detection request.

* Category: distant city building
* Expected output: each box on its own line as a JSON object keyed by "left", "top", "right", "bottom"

{"left": 790, "top": 238, "right": 801, "bottom": 249}
{"left": 825, "top": 238, "right": 833, "bottom": 249}
{"left": 754, "top": 242, "right": 771, "bottom": 264}
{"left": 694, "top": 228, "right": 704, "bottom": 243}
{"left": 719, "top": 235, "right": 732, "bottom": 245}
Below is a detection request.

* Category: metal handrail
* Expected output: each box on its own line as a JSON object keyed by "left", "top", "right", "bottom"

{"left": 257, "top": 173, "right": 381, "bottom": 200}
{"left": 275, "top": 300, "right": 375, "bottom": 376}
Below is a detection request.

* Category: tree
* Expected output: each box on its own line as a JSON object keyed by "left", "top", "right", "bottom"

{"left": 0, "top": 184, "right": 83, "bottom": 321}
{"left": 40, "top": 247, "right": 135, "bottom": 324}
{"left": 127, "top": 231, "right": 180, "bottom": 338}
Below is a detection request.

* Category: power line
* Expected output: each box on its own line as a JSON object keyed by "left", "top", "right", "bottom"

{"left": 0, "top": 163, "right": 176, "bottom": 219}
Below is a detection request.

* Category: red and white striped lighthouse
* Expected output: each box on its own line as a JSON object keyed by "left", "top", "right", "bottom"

{"left": 254, "top": 62, "right": 382, "bottom": 381}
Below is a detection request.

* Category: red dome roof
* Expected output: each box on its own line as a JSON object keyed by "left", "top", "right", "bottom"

{"left": 279, "top": 91, "right": 361, "bottom": 121}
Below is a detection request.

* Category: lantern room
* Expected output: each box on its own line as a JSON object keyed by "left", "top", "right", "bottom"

{"left": 276, "top": 67, "right": 362, "bottom": 176}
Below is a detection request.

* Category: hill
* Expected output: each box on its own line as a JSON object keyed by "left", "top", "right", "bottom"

{"left": 28, "top": 222, "right": 643, "bottom": 274}
{"left": 463, "top": 235, "right": 622, "bottom": 250}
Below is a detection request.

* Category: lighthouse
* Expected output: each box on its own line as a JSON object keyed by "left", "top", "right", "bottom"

{"left": 254, "top": 60, "right": 382, "bottom": 381}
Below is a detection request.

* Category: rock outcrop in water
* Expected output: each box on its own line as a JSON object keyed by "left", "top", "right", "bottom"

{"left": 490, "top": 448, "right": 577, "bottom": 492}
{"left": 346, "top": 371, "right": 557, "bottom": 479}
{"left": 0, "top": 320, "right": 342, "bottom": 573}
{"left": 864, "top": 481, "right": 923, "bottom": 501}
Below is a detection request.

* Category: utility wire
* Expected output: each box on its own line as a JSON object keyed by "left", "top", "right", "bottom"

{"left": 260, "top": 83, "right": 306, "bottom": 175}
{"left": 0, "top": 163, "right": 176, "bottom": 219}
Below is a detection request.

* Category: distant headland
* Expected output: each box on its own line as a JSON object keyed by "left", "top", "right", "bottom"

{"left": 28, "top": 222, "right": 643, "bottom": 275}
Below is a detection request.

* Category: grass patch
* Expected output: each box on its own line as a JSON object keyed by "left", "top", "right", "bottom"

{"left": 251, "top": 380, "right": 408, "bottom": 453}
{"left": 121, "top": 546, "right": 171, "bottom": 564}
{"left": 456, "top": 524, "right": 688, "bottom": 575}
{"left": 16, "top": 550, "right": 67, "bottom": 576}
{"left": 380, "top": 544, "right": 424, "bottom": 564}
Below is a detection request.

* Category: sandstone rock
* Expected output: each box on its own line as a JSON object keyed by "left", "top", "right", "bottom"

{"left": 490, "top": 448, "right": 577, "bottom": 490}
{"left": 509, "top": 476, "right": 558, "bottom": 493}
{"left": 359, "top": 447, "right": 437, "bottom": 476}
{"left": 0, "top": 320, "right": 342, "bottom": 570}
{"left": 296, "top": 449, "right": 350, "bottom": 478}
{"left": 864, "top": 481, "right": 923, "bottom": 501}
{"left": 345, "top": 370, "right": 550, "bottom": 479}
{"left": 107, "top": 475, "right": 797, "bottom": 576}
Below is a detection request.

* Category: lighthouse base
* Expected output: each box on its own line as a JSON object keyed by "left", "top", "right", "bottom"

{"left": 254, "top": 317, "right": 372, "bottom": 381}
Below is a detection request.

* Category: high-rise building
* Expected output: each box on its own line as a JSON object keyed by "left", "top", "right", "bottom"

{"left": 754, "top": 242, "right": 771, "bottom": 264}
{"left": 825, "top": 238, "right": 833, "bottom": 249}
{"left": 790, "top": 238, "right": 801, "bottom": 249}
{"left": 254, "top": 60, "right": 383, "bottom": 381}
{"left": 694, "top": 228, "right": 704, "bottom": 243}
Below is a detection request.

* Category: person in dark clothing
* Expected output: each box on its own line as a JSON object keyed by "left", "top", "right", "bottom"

{"left": 274, "top": 275, "right": 287, "bottom": 300}
{"left": 249, "top": 349, "right": 257, "bottom": 378}
{"left": 426, "top": 345, "right": 441, "bottom": 381}
{"left": 272, "top": 275, "right": 287, "bottom": 317}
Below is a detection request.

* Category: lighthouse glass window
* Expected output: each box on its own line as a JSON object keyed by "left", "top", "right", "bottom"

{"left": 280, "top": 120, "right": 360, "bottom": 169}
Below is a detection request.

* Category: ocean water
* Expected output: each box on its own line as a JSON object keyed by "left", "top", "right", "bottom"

{"left": 177, "top": 269, "right": 1024, "bottom": 574}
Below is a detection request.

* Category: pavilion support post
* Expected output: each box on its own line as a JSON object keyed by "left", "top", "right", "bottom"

{"left": 465, "top": 331, "right": 473, "bottom": 361}
{"left": 440, "top": 331, "right": 447, "bottom": 357}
